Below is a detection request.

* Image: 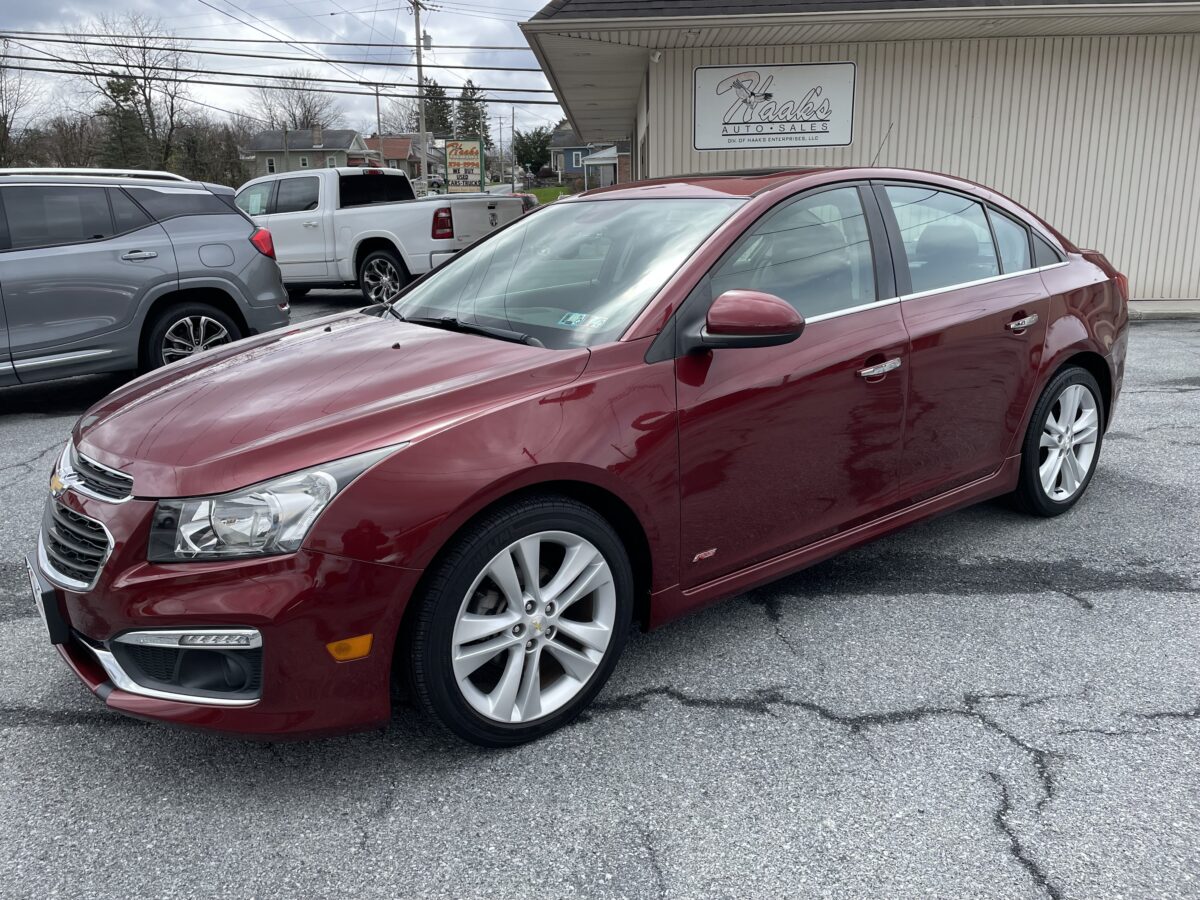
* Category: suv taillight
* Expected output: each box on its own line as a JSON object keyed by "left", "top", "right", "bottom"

{"left": 250, "top": 227, "right": 275, "bottom": 259}
{"left": 432, "top": 207, "right": 454, "bottom": 240}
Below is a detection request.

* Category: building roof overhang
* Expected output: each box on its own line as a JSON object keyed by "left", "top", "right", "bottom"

{"left": 521, "top": 2, "right": 1200, "bottom": 142}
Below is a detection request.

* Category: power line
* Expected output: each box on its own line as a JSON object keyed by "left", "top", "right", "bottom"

{"left": 0, "top": 60, "right": 562, "bottom": 105}
{"left": 0, "top": 50, "right": 554, "bottom": 93}
{"left": 0, "top": 29, "right": 534, "bottom": 50}
{"left": 3, "top": 34, "right": 544, "bottom": 72}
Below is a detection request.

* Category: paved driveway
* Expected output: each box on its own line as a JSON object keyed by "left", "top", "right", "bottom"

{"left": 1, "top": 305, "right": 1197, "bottom": 899}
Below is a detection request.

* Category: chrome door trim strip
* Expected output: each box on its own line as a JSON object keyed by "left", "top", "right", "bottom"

{"left": 13, "top": 348, "right": 114, "bottom": 370}
{"left": 900, "top": 261, "right": 1069, "bottom": 303}
{"left": 0, "top": 360, "right": 14, "bottom": 376}
{"left": 804, "top": 295, "right": 901, "bottom": 325}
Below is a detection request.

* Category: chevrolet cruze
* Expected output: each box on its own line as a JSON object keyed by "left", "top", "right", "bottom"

{"left": 28, "top": 168, "right": 1129, "bottom": 746}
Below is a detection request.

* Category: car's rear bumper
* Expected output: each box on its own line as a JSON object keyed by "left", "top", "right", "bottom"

{"left": 34, "top": 513, "right": 421, "bottom": 737}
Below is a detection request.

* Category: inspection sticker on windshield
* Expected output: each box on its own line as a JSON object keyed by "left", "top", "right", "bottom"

{"left": 559, "top": 313, "right": 608, "bottom": 329}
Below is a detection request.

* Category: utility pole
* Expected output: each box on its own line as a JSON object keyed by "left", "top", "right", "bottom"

{"left": 374, "top": 85, "right": 383, "bottom": 142}
{"left": 511, "top": 104, "right": 516, "bottom": 191}
{"left": 412, "top": 1, "right": 428, "bottom": 190}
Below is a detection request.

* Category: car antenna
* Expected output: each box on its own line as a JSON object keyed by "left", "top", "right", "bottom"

{"left": 870, "top": 121, "right": 895, "bottom": 167}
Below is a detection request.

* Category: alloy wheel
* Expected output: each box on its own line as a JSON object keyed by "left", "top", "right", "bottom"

{"left": 1038, "top": 382, "right": 1100, "bottom": 501}
{"left": 161, "top": 316, "right": 232, "bottom": 363}
{"left": 362, "top": 258, "right": 402, "bottom": 303}
{"left": 451, "top": 530, "right": 616, "bottom": 724}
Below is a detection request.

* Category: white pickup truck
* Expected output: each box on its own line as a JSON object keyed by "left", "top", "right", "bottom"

{"left": 235, "top": 167, "right": 523, "bottom": 302}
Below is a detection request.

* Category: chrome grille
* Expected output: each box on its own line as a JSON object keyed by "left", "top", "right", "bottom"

{"left": 40, "top": 501, "right": 111, "bottom": 589}
{"left": 69, "top": 447, "right": 133, "bottom": 502}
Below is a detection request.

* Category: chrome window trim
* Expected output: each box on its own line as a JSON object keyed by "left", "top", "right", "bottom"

{"left": 900, "top": 261, "right": 1069, "bottom": 303}
{"left": 81, "top": 641, "right": 260, "bottom": 708}
{"left": 114, "top": 628, "right": 263, "bottom": 650}
{"left": 37, "top": 507, "right": 115, "bottom": 593}
{"left": 13, "top": 349, "right": 113, "bottom": 370}
{"left": 804, "top": 295, "right": 900, "bottom": 325}
{"left": 799, "top": 261, "right": 1068, "bottom": 325}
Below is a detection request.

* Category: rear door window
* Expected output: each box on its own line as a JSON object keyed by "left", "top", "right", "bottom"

{"left": 275, "top": 177, "right": 320, "bottom": 214}
{"left": 1033, "top": 234, "right": 1064, "bottom": 267}
{"left": 109, "top": 189, "right": 154, "bottom": 234}
{"left": 885, "top": 186, "right": 1000, "bottom": 293}
{"left": 2, "top": 185, "right": 114, "bottom": 250}
{"left": 988, "top": 209, "right": 1032, "bottom": 273}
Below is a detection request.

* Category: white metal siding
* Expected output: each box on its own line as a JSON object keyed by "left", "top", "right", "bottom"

{"left": 646, "top": 34, "right": 1200, "bottom": 299}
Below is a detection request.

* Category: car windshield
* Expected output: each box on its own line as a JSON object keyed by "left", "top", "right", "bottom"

{"left": 392, "top": 198, "right": 744, "bottom": 349}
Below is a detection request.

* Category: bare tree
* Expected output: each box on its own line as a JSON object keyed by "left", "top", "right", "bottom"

{"left": 253, "top": 70, "right": 345, "bottom": 130}
{"left": 24, "top": 104, "right": 105, "bottom": 167}
{"left": 0, "top": 42, "right": 44, "bottom": 165}
{"left": 66, "top": 13, "right": 194, "bottom": 169}
{"left": 381, "top": 97, "right": 418, "bottom": 135}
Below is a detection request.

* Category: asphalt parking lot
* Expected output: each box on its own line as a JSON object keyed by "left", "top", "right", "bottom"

{"left": 1, "top": 300, "right": 1198, "bottom": 899}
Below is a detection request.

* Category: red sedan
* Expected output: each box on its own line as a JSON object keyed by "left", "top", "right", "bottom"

{"left": 29, "top": 168, "right": 1128, "bottom": 746}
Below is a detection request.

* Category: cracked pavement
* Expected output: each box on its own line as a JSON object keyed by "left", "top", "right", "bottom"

{"left": 1, "top": 301, "right": 1198, "bottom": 899}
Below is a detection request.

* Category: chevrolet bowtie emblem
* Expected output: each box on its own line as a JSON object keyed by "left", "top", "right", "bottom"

{"left": 49, "top": 472, "right": 66, "bottom": 498}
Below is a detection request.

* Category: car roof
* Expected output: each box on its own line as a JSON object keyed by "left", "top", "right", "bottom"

{"left": 574, "top": 166, "right": 1006, "bottom": 201}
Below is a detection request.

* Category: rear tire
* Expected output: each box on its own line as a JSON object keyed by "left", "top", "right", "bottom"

{"left": 142, "top": 303, "right": 241, "bottom": 370}
{"left": 357, "top": 249, "right": 409, "bottom": 304}
{"left": 408, "top": 495, "right": 634, "bottom": 747}
{"left": 1012, "top": 365, "right": 1105, "bottom": 517}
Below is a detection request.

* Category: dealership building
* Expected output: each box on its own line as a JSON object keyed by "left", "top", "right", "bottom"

{"left": 522, "top": 1, "right": 1200, "bottom": 300}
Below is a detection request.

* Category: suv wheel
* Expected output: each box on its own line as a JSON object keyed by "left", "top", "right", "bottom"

{"left": 144, "top": 303, "right": 242, "bottom": 370}
{"left": 408, "top": 495, "right": 634, "bottom": 747}
{"left": 358, "top": 249, "right": 408, "bottom": 304}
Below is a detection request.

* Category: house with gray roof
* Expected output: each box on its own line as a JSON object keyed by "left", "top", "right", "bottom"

{"left": 244, "top": 127, "right": 381, "bottom": 179}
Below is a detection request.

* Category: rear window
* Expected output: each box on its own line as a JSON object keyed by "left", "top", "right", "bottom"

{"left": 338, "top": 172, "right": 415, "bottom": 208}
{"left": 126, "top": 187, "right": 232, "bottom": 220}
{"left": 988, "top": 209, "right": 1032, "bottom": 273}
{"left": 1, "top": 185, "right": 113, "bottom": 250}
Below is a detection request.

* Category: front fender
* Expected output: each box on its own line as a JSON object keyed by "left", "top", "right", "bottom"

{"left": 306, "top": 340, "right": 681, "bottom": 593}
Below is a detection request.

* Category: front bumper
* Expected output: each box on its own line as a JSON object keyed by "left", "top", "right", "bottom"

{"left": 35, "top": 489, "right": 421, "bottom": 738}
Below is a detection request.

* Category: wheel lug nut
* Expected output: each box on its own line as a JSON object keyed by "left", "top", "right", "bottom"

{"left": 525, "top": 639, "right": 536, "bottom": 652}
{"left": 512, "top": 624, "right": 524, "bottom": 636}
{"left": 545, "top": 602, "right": 556, "bottom": 616}
{"left": 524, "top": 600, "right": 535, "bottom": 614}
{"left": 546, "top": 625, "right": 556, "bottom": 640}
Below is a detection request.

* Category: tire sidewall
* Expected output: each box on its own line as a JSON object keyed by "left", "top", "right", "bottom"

{"left": 412, "top": 500, "right": 634, "bottom": 747}
{"left": 144, "top": 303, "right": 241, "bottom": 370}
{"left": 1019, "top": 366, "right": 1105, "bottom": 516}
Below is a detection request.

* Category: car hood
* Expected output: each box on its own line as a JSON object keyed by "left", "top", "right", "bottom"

{"left": 75, "top": 312, "right": 590, "bottom": 498}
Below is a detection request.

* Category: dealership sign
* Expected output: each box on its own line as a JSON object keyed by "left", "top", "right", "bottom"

{"left": 446, "top": 139, "right": 485, "bottom": 192}
{"left": 693, "top": 63, "right": 856, "bottom": 151}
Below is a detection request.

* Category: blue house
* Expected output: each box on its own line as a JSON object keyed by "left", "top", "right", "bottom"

{"left": 549, "top": 125, "right": 601, "bottom": 182}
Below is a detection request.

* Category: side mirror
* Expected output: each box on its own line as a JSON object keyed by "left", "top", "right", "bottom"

{"left": 694, "top": 290, "right": 805, "bottom": 351}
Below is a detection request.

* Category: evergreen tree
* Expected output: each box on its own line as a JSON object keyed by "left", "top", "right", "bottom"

{"left": 513, "top": 126, "right": 552, "bottom": 174}
{"left": 453, "top": 80, "right": 491, "bottom": 149}
{"left": 423, "top": 78, "right": 453, "bottom": 139}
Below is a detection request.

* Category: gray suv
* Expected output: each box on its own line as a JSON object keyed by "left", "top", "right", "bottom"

{"left": 0, "top": 169, "right": 290, "bottom": 386}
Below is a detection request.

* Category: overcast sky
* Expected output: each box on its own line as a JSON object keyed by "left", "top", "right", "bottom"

{"left": 0, "top": 0, "right": 563, "bottom": 137}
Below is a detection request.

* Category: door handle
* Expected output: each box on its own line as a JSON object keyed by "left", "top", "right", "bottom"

{"left": 120, "top": 250, "right": 158, "bottom": 261}
{"left": 1006, "top": 314, "right": 1039, "bottom": 333}
{"left": 302, "top": 221, "right": 319, "bottom": 228}
{"left": 857, "top": 358, "right": 902, "bottom": 379}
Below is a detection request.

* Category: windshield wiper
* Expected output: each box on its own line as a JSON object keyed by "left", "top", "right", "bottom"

{"left": 398, "top": 315, "right": 545, "bottom": 348}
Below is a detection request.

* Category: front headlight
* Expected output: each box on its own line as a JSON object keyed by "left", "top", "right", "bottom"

{"left": 147, "top": 444, "right": 403, "bottom": 562}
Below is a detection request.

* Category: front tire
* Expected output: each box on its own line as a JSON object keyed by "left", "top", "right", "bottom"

{"left": 1013, "top": 366, "right": 1105, "bottom": 516}
{"left": 408, "top": 496, "right": 634, "bottom": 747}
{"left": 143, "top": 303, "right": 241, "bottom": 370}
